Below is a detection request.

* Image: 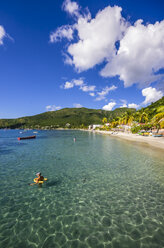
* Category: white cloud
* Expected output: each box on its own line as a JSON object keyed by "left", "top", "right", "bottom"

{"left": 120, "top": 99, "right": 127, "bottom": 108}
{"left": 96, "top": 85, "right": 117, "bottom": 101}
{"left": 142, "top": 87, "right": 163, "bottom": 105}
{"left": 73, "top": 79, "right": 84, "bottom": 86}
{"left": 101, "top": 20, "right": 164, "bottom": 87}
{"left": 119, "top": 100, "right": 139, "bottom": 108}
{"left": 0, "top": 26, "right": 6, "bottom": 45}
{"left": 121, "top": 104, "right": 127, "bottom": 108}
{"left": 128, "top": 103, "right": 139, "bottom": 109}
{"left": 63, "top": 78, "right": 84, "bottom": 89}
{"left": 102, "top": 101, "right": 116, "bottom": 111}
{"left": 108, "top": 85, "right": 117, "bottom": 91}
{"left": 62, "top": 78, "right": 96, "bottom": 93}
{"left": 62, "top": 0, "right": 79, "bottom": 16}
{"left": 51, "top": 3, "right": 164, "bottom": 89}
{"left": 46, "top": 105, "right": 61, "bottom": 111}
{"left": 50, "top": 25, "right": 74, "bottom": 43}
{"left": 63, "top": 81, "right": 74, "bottom": 89}
{"left": 67, "top": 5, "right": 127, "bottom": 71}
{"left": 80, "top": 85, "right": 96, "bottom": 92}
{"left": 89, "top": 92, "right": 95, "bottom": 97}
{"left": 73, "top": 103, "right": 83, "bottom": 108}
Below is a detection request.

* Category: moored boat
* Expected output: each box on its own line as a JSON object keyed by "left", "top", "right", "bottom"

{"left": 17, "top": 135, "right": 36, "bottom": 140}
{"left": 152, "top": 134, "right": 163, "bottom": 137}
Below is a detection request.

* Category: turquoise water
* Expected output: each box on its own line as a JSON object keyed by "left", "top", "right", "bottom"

{"left": 0, "top": 130, "right": 164, "bottom": 248}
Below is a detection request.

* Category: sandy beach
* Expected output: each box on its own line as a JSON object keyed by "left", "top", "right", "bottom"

{"left": 90, "top": 130, "right": 164, "bottom": 150}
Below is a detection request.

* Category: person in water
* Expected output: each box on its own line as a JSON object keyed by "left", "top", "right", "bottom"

{"left": 30, "top": 172, "right": 44, "bottom": 186}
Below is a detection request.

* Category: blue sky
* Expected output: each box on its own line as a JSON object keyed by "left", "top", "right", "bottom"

{"left": 0, "top": 0, "right": 164, "bottom": 118}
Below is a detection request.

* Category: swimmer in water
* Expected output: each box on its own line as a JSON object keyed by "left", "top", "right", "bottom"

{"left": 30, "top": 172, "right": 44, "bottom": 186}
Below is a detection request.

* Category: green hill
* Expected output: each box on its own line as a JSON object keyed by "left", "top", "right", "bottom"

{"left": 0, "top": 107, "right": 135, "bottom": 129}
{"left": 138, "top": 96, "right": 164, "bottom": 118}
{"left": 0, "top": 97, "right": 163, "bottom": 129}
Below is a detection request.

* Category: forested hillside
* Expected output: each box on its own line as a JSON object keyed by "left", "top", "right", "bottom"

{"left": 0, "top": 107, "right": 135, "bottom": 129}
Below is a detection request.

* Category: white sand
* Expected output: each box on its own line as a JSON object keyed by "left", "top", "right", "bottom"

{"left": 90, "top": 130, "right": 164, "bottom": 150}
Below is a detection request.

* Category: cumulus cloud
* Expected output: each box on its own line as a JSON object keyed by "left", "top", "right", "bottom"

{"left": 63, "top": 78, "right": 84, "bottom": 89}
{"left": 62, "top": 0, "right": 79, "bottom": 16}
{"left": 0, "top": 26, "right": 6, "bottom": 45}
{"left": 80, "top": 85, "right": 96, "bottom": 92}
{"left": 128, "top": 103, "right": 139, "bottom": 109}
{"left": 102, "top": 101, "right": 116, "bottom": 111}
{"left": 46, "top": 105, "right": 61, "bottom": 111}
{"left": 119, "top": 100, "right": 139, "bottom": 108}
{"left": 73, "top": 103, "right": 83, "bottom": 108}
{"left": 62, "top": 78, "right": 96, "bottom": 93}
{"left": 67, "top": 6, "right": 127, "bottom": 71}
{"left": 50, "top": 25, "right": 74, "bottom": 43}
{"left": 101, "top": 20, "right": 164, "bottom": 87}
{"left": 73, "top": 79, "right": 84, "bottom": 86}
{"left": 89, "top": 92, "right": 95, "bottom": 97}
{"left": 51, "top": 2, "right": 164, "bottom": 89}
{"left": 142, "top": 87, "right": 163, "bottom": 105}
{"left": 50, "top": 4, "right": 127, "bottom": 71}
{"left": 96, "top": 85, "right": 117, "bottom": 101}
{"left": 120, "top": 99, "right": 127, "bottom": 108}
{"left": 63, "top": 81, "right": 74, "bottom": 89}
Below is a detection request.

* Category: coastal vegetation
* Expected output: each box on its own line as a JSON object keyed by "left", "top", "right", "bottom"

{"left": 0, "top": 107, "right": 135, "bottom": 129}
{"left": 0, "top": 97, "right": 163, "bottom": 130}
{"left": 100, "top": 97, "right": 164, "bottom": 133}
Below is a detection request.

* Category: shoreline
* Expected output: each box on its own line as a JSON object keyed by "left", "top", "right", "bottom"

{"left": 2, "top": 128, "right": 164, "bottom": 150}
{"left": 89, "top": 130, "right": 164, "bottom": 150}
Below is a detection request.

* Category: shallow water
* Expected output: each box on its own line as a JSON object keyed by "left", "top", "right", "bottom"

{"left": 0, "top": 130, "right": 164, "bottom": 248}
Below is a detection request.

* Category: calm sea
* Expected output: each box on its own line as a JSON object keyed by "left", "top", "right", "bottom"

{"left": 0, "top": 130, "right": 164, "bottom": 248}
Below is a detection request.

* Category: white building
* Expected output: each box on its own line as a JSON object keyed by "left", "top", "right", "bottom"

{"left": 88, "top": 124, "right": 102, "bottom": 130}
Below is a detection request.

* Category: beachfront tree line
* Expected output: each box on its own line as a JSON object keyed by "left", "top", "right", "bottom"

{"left": 101, "top": 106, "right": 164, "bottom": 133}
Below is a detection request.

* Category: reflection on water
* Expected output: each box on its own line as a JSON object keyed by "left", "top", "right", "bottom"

{"left": 0, "top": 130, "right": 164, "bottom": 248}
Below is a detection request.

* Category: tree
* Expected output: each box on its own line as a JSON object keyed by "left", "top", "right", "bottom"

{"left": 151, "top": 113, "right": 164, "bottom": 132}
{"left": 128, "top": 116, "right": 134, "bottom": 126}
{"left": 157, "top": 106, "right": 164, "bottom": 113}
{"left": 102, "top": 117, "right": 107, "bottom": 125}
{"left": 139, "top": 112, "right": 148, "bottom": 123}
{"left": 160, "top": 119, "right": 164, "bottom": 129}
{"left": 111, "top": 119, "right": 118, "bottom": 128}
{"left": 133, "top": 111, "right": 140, "bottom": 122}
{"left": 122, "top": 112, "right": 129, "bottom": 125}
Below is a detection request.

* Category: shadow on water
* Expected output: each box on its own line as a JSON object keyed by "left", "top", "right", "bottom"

{"left": 46, "top": 179, "right": 61, "bottom": 187}
{"left": 0, "top": 142, "right": 27, "bottom": 155}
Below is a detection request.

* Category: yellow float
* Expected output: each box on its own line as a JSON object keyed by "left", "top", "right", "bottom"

{"left": 33, "top": 178, "right": 48, "bottom": 184}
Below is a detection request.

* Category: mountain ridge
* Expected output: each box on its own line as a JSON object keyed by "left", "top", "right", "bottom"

{"left": 0, "top": 97, "right": 163, "bottom": 129}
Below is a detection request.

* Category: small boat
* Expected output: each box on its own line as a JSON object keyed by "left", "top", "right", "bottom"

{"left": 152, "top": 134, "right": 163, "bottom": 137}
{"left": 17, "top": 135, "right": 36, "bottom": 140}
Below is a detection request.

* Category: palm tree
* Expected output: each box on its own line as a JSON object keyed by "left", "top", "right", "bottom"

{"left": 157, "top": 106, "right": 164, "bottom": 113}
{"left": 122, "top": 112, "right": 129, "bottom": 125}
{"left": 111, "top": 120, "right": 118, "bottom": 128}
{"left": 133, "top": 111, "right": 140, "bottom": 122}
{"left": 118, "top": 116, "right": 124, "bottom": 125}
{"left": 151, "top": 113, "right": 164, "bottom": 132}
{"left": 128, "top": 115, "right": 134, "bottom": 126}
{"left": 139, "top": 112, "right": 148, "bottom": 123}
{"left": 102, "top": 117, "right": 107, "bottom": 125}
